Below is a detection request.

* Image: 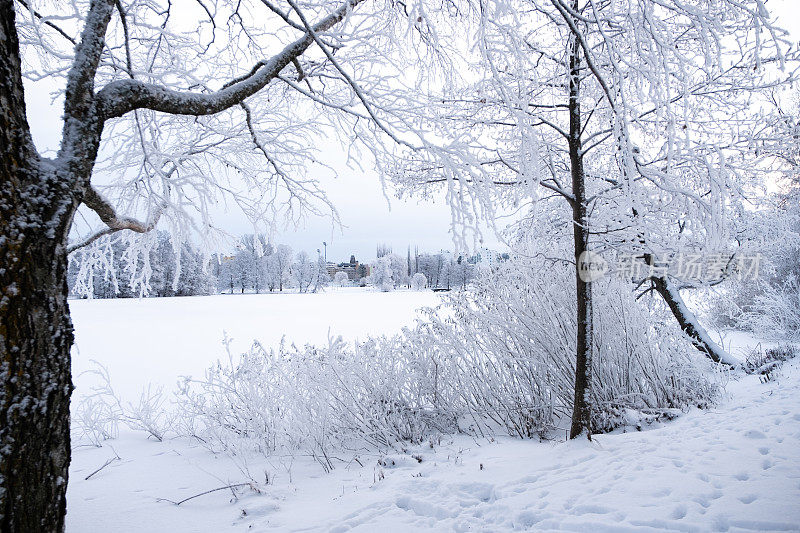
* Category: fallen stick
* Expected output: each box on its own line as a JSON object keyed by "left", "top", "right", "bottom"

{"left": 157, "top": 483, "right": 251, "bottom": 506}
{"left": 85, "top": 457, "right": 119, "bottom": 480}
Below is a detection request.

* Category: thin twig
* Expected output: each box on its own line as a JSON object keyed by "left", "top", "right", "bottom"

{"left": 84, "top": 457, "right": 119, "bottom": 480}
{"left": 156, "top": 483, "right": 251, "bottom": 506}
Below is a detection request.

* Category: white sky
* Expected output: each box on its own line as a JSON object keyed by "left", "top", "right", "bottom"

{"left": 22, "top": 0, "right": 800, "bottom": 263}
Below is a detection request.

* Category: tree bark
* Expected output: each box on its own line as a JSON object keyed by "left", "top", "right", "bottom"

{"left": 639, "top": 251, "right": 737, "bottom": 366}
{"left": 650, "top": 276, "right": 739, "bottom": 366}
{"left": 1, "top": 2, "right": 77, "bottom": 529}
{"left": 567, "top": 21, "right": 593, "bottom": 440}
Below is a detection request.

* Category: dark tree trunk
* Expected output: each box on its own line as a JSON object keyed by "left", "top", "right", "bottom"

{"left": 1, "top": 2, "right": 77, "bottom": 529}
{"left": 567, "top": 23, "right": 593, "bottom": 440}
{"left": 0, "top": 202, "right": 74, "bottom": 532}
{"left": 650, "top": 276, "right": 737, "bottom": 366}
{"left": 640, "top": 250, "right": 736, "bottom": 366}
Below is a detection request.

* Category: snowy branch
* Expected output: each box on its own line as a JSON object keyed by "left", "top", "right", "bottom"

{"left": 68, "top": 186, "right": 165, "bottom": 254}
{"left": 95, "top": 0, "right": 365, "bottom": 120}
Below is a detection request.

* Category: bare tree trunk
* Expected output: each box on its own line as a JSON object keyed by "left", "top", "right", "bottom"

{"left": 567, "top": 24, "right": 593, "bottom": 440}
{"left": 1, "top": 2, "right": 77, "bottom": 528}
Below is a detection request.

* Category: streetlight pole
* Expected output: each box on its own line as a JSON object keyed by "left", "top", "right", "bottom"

{"left": 323, "top": 241, "right": 327, "bottom": 264}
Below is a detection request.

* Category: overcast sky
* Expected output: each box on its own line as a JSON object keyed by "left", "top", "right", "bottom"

{"left": 23, "top": 0, "right": 800, "bottom": 264}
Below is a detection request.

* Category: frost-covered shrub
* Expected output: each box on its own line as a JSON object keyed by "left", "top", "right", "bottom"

{"left": 72, "top": 362, "right": 175, "bottom": 445}
{"left": 743, "top": 344, "right": 797, "bottom": 380}
{"left": 707, "top": 276, "right": 800, "bottom": 339}
{"left": 175, "top": 335, "right": 455, "bottom": 469}
{"left": 739, "top": 277, "right": 800, "bottom": 341}
{"left": 708, "top": 226, "right": 800, "bottom": 340}
{"left": 71, "top": 364, "right": 123, "bottom": 447}
{"left": 411, "top": 272, "right": 428, "bottom": 290}
{"left": 406, "top": 262, "right": 719, "bottom": 437}
{"left": 178, "top": 259, "right": 717, "bottom": 465}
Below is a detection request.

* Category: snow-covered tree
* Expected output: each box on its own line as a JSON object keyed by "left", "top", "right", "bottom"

{"left": 334, "top": 271, "right": 350, "bottom": 286}
{"left": 311, "top": 255, "right": 330, "bottom": 293}
{"left": 450, "top": 256, "right": 475, "bottom": 291}
{"left": 371, "top": 255, "right": 395, "bottom": 291}
{"left": 387, "top": 253, "right": 409, "bottom": 288}
{"left": 237, "top": 234, "right": 271, "bottom": 294}
{"left": 265, "top": 244, "right": 293, "bottom": 292}
{"left": 69, "top": 231, "right": 214, "bottom": 298}
{"left": 292, "top": 251, "right": 316, "bottom": 293}
{"left": 417, "top": 253, "right": 446, "bottom": 288}
{"left": 411, "top": 272, "right": 428, "bottom": 291}
{"left": 393, "top": 0, "right": 795, "bottom": 437}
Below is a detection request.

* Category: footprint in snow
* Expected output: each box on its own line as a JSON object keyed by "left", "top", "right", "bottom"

{"left": 670, "top": 504, "right": 687, "bottom": 520}
{"left": 738, "top": 494, "right": 757, "bottom": 504}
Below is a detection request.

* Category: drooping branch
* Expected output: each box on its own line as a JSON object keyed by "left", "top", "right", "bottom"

{"left": 95, "top": 0, "right": 365, "bottom": 121}
{"left": 68, "top": 186, "right": 165, "bottom": 254}
{"left": 286, "top": 0, "right": 416, "bottom": 150}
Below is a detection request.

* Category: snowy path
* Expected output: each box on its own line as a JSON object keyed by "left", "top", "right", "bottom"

{"left": 68, "top": 361, "right": 800, "bottom": 532}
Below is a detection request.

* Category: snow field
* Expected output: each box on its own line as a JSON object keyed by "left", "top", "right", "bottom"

{"left": 66, "top": 292, "right": 800, "bottom": 532}
{"left": 69, "top": 288, "right": 440, "bottom": 403}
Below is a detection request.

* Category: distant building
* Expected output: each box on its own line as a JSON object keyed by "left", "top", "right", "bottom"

{"left": 327, "top": 255, "right": 371, "bottom": 280}
{"left": 467, "top": 248, "right": 509, "bottom": 268}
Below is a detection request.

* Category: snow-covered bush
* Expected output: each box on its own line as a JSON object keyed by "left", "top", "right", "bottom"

{"left": 176, "top": 258, "right": 718, "bottom": 471}
{"left": 175, "top": 335, "right": 454, "bottom": 470}
{"left": 334, "top": 271, "right": 350, "bottom": 286}
{"left": 738, "top": 277, "right": 800, "bottom": 341}
{"left": 72, "top": 362, "right": 174, "bottom": 446}
{"left": 707, "top": 212, "right": 800, "bottom": 339}
{"left": 709, "top": 273, "right": 800, "bottom": 342}
{"left": 743, "top": 344, "right": 797, "bottom": 381}
{"left": 411, "top": 272, "right": 427, "bottom": 291}
{"left": 407, "top": 261, "right": 719, "bottom": 437}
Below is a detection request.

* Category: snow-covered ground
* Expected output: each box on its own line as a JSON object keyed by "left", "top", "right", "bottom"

{"left": 69, "top": 287, "right": 440, "bottom": 402}
{"left": 67, "top": 292, "right": 800, "bottom": 532}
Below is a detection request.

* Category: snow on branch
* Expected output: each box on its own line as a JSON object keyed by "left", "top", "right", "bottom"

{"left": 94, "top": 0, "right": 365, "bottom": 121}
{"left": 14, "top": 0, "right": 76, "bottom": 45}
{"left": 68, "top": 186, "right": 165, "bottom": 254}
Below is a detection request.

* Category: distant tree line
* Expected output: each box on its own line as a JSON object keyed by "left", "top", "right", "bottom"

{"left": 211, "top": 235, "right": 329, "bottom": 294}
{"left": 68, "top": 233, "right": 504, "bottom": 298}
{"left": 368, "top": 246, "right": 493, "bottom": 292}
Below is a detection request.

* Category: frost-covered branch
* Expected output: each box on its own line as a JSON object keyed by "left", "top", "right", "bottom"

{"left": 14, "top": 0, "right": 76, "bottom": 45}
{"left": 69, "top": 186, "right": 165, "bottom": 254}
{"left": 95, "top": 0, "right": 365, "bottom": 120}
